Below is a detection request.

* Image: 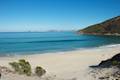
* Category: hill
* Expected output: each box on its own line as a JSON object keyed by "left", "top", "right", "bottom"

{"left": 79, "top": 16, "right": 120, "bottom": 35}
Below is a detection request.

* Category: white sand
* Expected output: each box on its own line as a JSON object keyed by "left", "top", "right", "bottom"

{"left": 0, "top": 44, "right": 120, "bottom": 80}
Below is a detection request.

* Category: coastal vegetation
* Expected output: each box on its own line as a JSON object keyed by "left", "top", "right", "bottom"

{"left": 9, "top": 59, "right": 32, "bottom": 76}
{"left": 9, "top": 59, "right": 46, "bottom": 77}
{"left": 35, "top": 66, "right": 46, "bottom": 77}
{"left": 79, "top": 16, "right": 120, "bottom": 35}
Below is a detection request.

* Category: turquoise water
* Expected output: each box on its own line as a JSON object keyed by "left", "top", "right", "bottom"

{"left": 0, "top": 31, "right": 120, "bottom": 56}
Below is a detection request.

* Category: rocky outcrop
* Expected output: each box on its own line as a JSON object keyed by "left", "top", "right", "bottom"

{"left": 89, "top": 53, "right": 120, "bottom": 80}
{"left": 90, "top": 53, "right": 120, "bottom": 68}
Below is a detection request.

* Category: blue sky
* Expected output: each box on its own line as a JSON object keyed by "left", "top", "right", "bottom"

{"left": 0, "top": 0, "right": 120, "bottom": 32}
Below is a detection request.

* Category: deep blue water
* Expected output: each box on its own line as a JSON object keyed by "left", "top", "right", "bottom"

{"left": 0, "top": 31, "right": 120, "bottom": 56}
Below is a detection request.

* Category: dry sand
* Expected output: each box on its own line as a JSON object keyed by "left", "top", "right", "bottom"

{"left": 0, "top": 44, "right": 120, "bottom": 80}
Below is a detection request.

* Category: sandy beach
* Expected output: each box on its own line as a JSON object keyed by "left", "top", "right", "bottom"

{"left": 0, "top": 44, "right": 120, "bottom": 80}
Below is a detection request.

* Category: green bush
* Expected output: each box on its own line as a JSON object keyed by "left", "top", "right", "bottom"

{"left": 18, "top": 59, "right": 32, "bottom": 76}
{"left": 9, "top": 62, "right": 20, "bottom": 72}
{"left": 112, "top": 60, "right": 120, "bottom": 66}
{"left": 35, "top": 66, "right": 46, "bottom": 77}
{"left": 9, "top": 59, "right": 46, "bottom": 77}
{"left": 9, "top": 59, "right": 32, "bottom": 76}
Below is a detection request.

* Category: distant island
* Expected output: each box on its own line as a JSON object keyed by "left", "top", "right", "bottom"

{"left": 78, "top": 16, "right": 120, "bottom": 35}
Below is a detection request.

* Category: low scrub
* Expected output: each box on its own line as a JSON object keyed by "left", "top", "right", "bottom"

{"left": 35, "top": 66, "right": 46, "bottom": 77}
{"left": 9, "top": 59, "right": 46, "bottom": 77}
{"left": 112, "top": 60, "right": 120, "bottom": 66}
{"left": 9, "top": 59, "right": 32, "bottom": 76}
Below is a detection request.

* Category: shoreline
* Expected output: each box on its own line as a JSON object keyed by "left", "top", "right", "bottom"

{"left": 0, "top": 43, "right": 120, "bottom": 58}
{"left": 79, "top": 32, "right": 120, "bottom": 36}
{"left": 0, "top": 44, "right": 120, "bottom": 80}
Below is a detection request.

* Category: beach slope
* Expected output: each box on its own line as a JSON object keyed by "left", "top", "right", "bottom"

{"left": 0, "top": 45, "right": 120, "bottom": 80}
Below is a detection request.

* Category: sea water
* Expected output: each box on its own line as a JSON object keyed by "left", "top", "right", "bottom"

{"left": 0, "top": 31, "right": 120, "bottom": 56}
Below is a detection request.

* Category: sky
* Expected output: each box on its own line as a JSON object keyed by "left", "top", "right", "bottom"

{"left": 0, "top": 0, "right": 120, "bottom": 32}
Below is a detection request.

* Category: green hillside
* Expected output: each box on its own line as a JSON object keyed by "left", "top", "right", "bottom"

{"left": 79, "top": 16, "right": 120, "bottom": 35}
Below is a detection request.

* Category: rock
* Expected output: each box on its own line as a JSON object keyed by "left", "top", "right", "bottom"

{"left": 89, "top": 53, "right": 120, "bottom": 80}
{"left": 0, "top": 73, "right": 2, "bottom": 78}
{"left": 111, "top": 53, "right": 120, "bottom": 61}
{"left": 90, "top": 53, "right": 120, "bottom": 68}
{"left": 99, "top": 76, "right": 109, "bottom": 80}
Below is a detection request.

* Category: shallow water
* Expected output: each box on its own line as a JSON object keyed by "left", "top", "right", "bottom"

{"left": 0, "top": 31, "right": 120, "bottom": 56}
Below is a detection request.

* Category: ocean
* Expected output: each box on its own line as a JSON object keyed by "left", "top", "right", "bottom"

{"left": 0, "top": 31, "right": 120, "bottom": 56}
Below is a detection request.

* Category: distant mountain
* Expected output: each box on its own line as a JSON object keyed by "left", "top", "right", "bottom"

{"left": 79, "top": 16, "right": 120, "bottom": 35}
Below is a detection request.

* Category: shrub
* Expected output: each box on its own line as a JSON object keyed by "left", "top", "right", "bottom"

{"left": 112, "top": 60, "right": 120, "bottom": 66}
{"left": 9, "top": 62, "right": 20, "bottom": 72}
{"left": 35, "top": 66, "right": 46, "bottom": 77}
{"left": 18, "top": 59, "right": 32, "bottom": 76}
{"left": 9, "top": 59, "right": 46, "bottom": 77}
{"left": 9, "top": 59, "right": 32, "bottom": 76}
